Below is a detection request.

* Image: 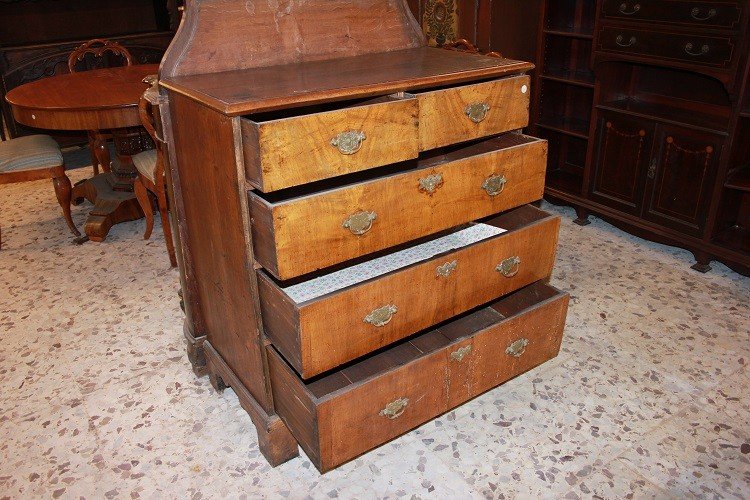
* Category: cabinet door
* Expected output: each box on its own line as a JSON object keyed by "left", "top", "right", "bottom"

{"left": 643, "top": 126, "right": 722, "bottom": 236}
{"left": 590, "top": 112, "right": 655, "bottom": 215}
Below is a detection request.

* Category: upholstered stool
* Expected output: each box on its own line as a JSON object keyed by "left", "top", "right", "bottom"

{"left": 0, "top": 135, "right": 80, "bottom": 248}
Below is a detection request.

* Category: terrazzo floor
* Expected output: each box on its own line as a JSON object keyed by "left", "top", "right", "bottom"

{"left": 1, "top": 159, "right": 749, "bottom": 499}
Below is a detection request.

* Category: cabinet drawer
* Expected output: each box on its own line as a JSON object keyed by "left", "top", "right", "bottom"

{"left": 250, "top": 134, "right": 548, "bottom": 280}
{"left": 267, "top": 281, "right": 569, "bottom": 472}
{"left": 257, "top": 205, "right": 560, "bottom": 378}
{"left": 602, "top": 0, "right": 744, "bottom": 30}
{"left": 418, "top": 76, "right": 531, "bottom": 151}
{"left": 241, "top": 94, "right": 419, "bottom": 192}
{"left": 598, "top": 26, "right": 736, "bottom": 69}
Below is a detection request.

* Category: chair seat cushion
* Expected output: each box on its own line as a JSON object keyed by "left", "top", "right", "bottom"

{"left": 0, "top": 135, "right": 63, "bottom": 173}
{"left": 133, "top": 149, "right": 157, "bottom": 184}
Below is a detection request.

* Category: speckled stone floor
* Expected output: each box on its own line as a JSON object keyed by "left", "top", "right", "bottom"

{"left": 1, "top": 160, "right": 749, "bottom": 499}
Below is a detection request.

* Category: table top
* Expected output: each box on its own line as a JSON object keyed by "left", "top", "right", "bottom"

{"left": 161, "top": 48, "right": 534, "bottom": 116}
{"left": 6, "top": 64, "right": 159, "bottom": 130}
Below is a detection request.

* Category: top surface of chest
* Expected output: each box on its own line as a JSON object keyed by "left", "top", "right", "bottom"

{"left": 161, "top": 47, "right": 533, "bottom": 115}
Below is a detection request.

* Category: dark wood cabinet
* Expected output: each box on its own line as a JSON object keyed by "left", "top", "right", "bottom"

{"left": 590, "top": 113, "right": 654, "bottom": 215}
{"left": 644, "top": 126, "right": 723, "bottom": 235}
{"left": 530, "top": 0, "right": 750, "bottom": 275}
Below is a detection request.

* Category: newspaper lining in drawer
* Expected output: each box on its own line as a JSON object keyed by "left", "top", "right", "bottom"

{"left": 281, "top": 223, "right": 506, "bottom": 304}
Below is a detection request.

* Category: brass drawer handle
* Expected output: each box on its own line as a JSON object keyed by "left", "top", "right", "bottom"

{"left": 618, "top": 2, "right": 640, "bottom": 15}
{"left": 379, "top": 397, "right": 409, "bottom": 419}
{"left": 685, "top": 42, "right": 710, "bottom": 56}
{"left": 343, "top": 210, "right": 376, "bottom": 235}
{"left": 496, "top": 256, "right": 521, "bottom": 277}
{"left": 364, "top": 304, "right": 398, "bottom": 327}
{"left": 616, "top": 35, "right": 637, "bottom": 47}
{"left": 465, "top": 102, "right": 490, "bottom": 124}
{"left": 331, "top": 130, "right": 366, "bottom": 155}
{"left": 450, "top": 345, "right": 472, "bottom": 362}
{"left": 418, "top": 173, "right": 444, "bottom": 195}
{"left": 690, "top": 7, "right": 716, "bottom": 21}
{"left": 505, "top": 338, "right": 529, "bottom": 358}
{"left": 482, "top": 174, "right": 507, "bottom": 196}
{"left": 436, "top": 260, "right": 458, "bottom": 278}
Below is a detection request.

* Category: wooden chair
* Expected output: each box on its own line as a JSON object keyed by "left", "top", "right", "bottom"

{"left": 132, "top": 82, "right": 177, "bottom": 267}
{"left": 67, "top": 39, "right": 133, "bottom": 176}
{"left": 0, "top": 135, "right": 80, "bottom": 248}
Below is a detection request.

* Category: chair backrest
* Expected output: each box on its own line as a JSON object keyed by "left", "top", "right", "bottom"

{"left": 68, "top": 38, "right": 133, "bottom": 73}
{"left": 138, "top": 79, "right": 166, "bottom": 180}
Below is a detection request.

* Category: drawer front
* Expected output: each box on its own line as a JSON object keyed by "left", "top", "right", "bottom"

{"left": 242, "top": 95, "right": 419, "bottom": 192}
{"left": 251, "top": 134, "right": 548, "bottom": 280}
{"left": 418, "top": 76, "right": 531, "bottom": 151}
{"left": 598, "top": 26, "right": 736, "bottom": 69}
{"left": 267, "top": 282, "right": 569, "bottom": 472}
{"left": 258, "top": 206, "right": 560, "bottom": 378}
{"left": 603, "top": 0, "right": 744, "bottom": 30}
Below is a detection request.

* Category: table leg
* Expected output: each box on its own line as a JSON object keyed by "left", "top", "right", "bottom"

{"left": 72, "top": 127, "right": 154, "bottom": 242}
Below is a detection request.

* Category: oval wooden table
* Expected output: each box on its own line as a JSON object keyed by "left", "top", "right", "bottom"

{"left": 5, "top": 64, "right": 159, "bottom": 242}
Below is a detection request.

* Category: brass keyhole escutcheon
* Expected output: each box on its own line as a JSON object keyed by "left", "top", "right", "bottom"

{"left": 496, "top": 256, "right": 521, "bottom": 277}
{"left": 364, "top": 304, "right": 398, "bottom": 327}
{"left": 482, "top": 174, "right": 507, "bottom": 196}
{"left": 465, "top": 102, "right": 490, "bottom": 124}
{"left": 331, "top": 130, "right": 366, "bottom": 155}
{"left": 343, "top": 211, "right": 377, "bottom": 236}
{"left": 418, "top": 173, "right": 444, "bottom": 195}
{"left": 450, "top": 345, "right": 473, "bottom": 362}
{"left": 379, "top": 397, "right": 409, "bottom": 419}
{"left": 505, "top": 338, "right": 529, "bottom": 358}
{"left": 436, "top": 260, "right": 458, "bottom": 278}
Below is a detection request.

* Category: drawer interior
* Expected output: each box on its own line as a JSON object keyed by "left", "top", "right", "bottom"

{"left": 267, "top": 204, "right": 553, "bottom": 303}
{"left": 285, "top": 281, "right": 564, "bottom": 400}
{"left": 252, "top": 133, "right": 543, "bottom": 204}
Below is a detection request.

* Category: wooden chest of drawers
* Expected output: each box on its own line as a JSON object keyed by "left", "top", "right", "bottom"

{"left": 160, "top": 0, "right": 569, "bottom": 473}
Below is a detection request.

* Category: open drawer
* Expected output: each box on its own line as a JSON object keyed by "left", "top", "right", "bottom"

{"left": 267, "top": 281, "right": 570, "bottom": 472}
{"left": 418, "top": 75, "right": 531, "bottom": 151}
{"left": 250, "top": 134, "right": 548, "bottom": 280}
{"left": 241, "top": 93, "right": 419, "bottom": 192}
{"left": 257, "top": 204, "right": 560, "bottom": 378}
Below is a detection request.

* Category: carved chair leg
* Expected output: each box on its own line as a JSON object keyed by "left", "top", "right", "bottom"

{"left": 52, "top": 175, "right": 81, "bottom": 239}
{"left": 133, "top": 177, "right": 154, "bottom": 240}
{"left": 156, "top": 181, "right": 177, "bottom": 267}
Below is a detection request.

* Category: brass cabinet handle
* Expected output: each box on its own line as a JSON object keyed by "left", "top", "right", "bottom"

{"left": 505, "top": 338, "right": 529, "bottom": 358}
{"left": 379, "top": 397, "right": 409, "bottom": 419}
{"left": 342, "top": 210, "right": 376, "bottom": 235}
{"left": 618, "top": 2, "right": 640, "bottom": 15}
{"left": 331, "top": 130, "right": 366, "bottom": 155}
{"left": 690, "top": 7, "right": 716, "bottom": 21}
{"left": 436, "top": 260, "right": 458, "bottom": 278}
{"left": 465, "top": 102, "right": 490, "bottom": 124}
{"left": 450, "top": 345, "right": 473, "bottom": 362}
{"left": 685, "top": 42, "right": 710, "bottom": 56}
{"left": 482, "top": 174, "right": 507, "bottom": 196}
{"left": 364, "top": 304, "right": 398, "bottom": 327}
{"left": 418, "top": 173, "right": 444, "bottom": 195}
{"left": 616, "top": 35, "right": 637, "bottom": 47}
{"left": 496, "top": 256, "right": 521, "bottom": 277}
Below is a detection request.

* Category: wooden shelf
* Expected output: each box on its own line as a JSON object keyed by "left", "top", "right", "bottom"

{"left": 541, "top": 71, "right": 595, "bottom": 88}
{"left": 713, "top": 225, "right": 750, "bottom": 255}
{"left": 536, "top": 117, "right": 590, "bottom": 139}
{"left": 543, "top": 29, "right": 594, "bottom": 40}
{"left": 597, "top": 99, "right": 730, "bottom": 135}
{"left": 725, "top": 165, "right": 750, "bottom": 192}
